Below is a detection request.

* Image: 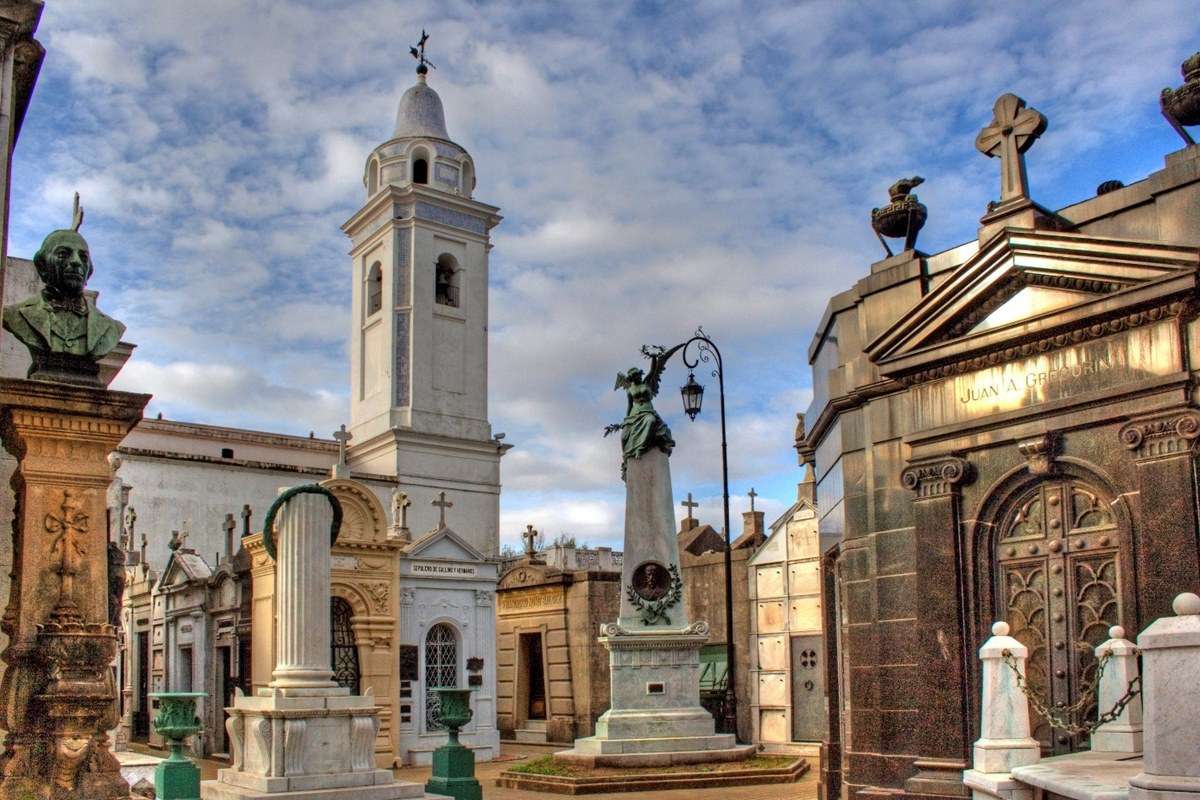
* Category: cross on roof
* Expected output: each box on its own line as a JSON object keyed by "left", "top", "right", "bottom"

{"left": 392, "top": 489, "right": 412, "bottom": 530}
{"left": 431, "top": 491, "right": 453, "bottom": 528}
{"left": 975, "top": 93, "right": 1046, "bottom": 204}
{"left": 333, "top": 425, "right": 352, "bottom": 468}
{"left": 748, "top": 487, "right": 758, "bottom": 512}
{"left": 522, "top": 524, "right": 539, "bottom": 555}
{"left": 681, "top": 492, "right": 699, "bottom": 521}
{"left": 410, "top": 29, "right": 436, "bottom": 75}
{"left": 241, "top": 504, "right": 252, "bottom": 537}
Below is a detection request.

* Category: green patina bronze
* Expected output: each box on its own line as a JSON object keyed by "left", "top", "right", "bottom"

{"left": 606, "top": 365, "right": 675, "bottom": 479}
{"left": 149, "top": 691, "right": 205, "bottom": 800}
{"left": 1, "top": 195, "right": 125, "bottom": 384}
{"left": 261, "top": 483, "right": 344, "bottom": 561}
{"left": 425, "top": 687, "right": 482, "bottom": 800}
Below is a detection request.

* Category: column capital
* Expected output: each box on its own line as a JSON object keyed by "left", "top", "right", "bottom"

{"left": 1118, "top": 410, "right": 1200, "bottom": 461}
{"left": 1017, "top": 432, "right": 1059, "bottom": 475}
{"left": 902, "top": 456, "right": 972, "bottom": 499}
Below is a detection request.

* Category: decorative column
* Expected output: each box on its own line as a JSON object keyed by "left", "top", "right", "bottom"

{"left": 1089, "top": 625, "right": 1142, "bottom": 753}
{"left": 1129, "top": 592, "right": 1200, "bottom": 800}
{"left": 1118, "top": 411, "right": 1200, "bottom": 624}
{"left": 901, "top": 456, "right": 972, "bottom": 796}
{"left": 962, "top": 621, "right": 1040, "bottom": 800}
{"left": 270, "top": 491, "right": 335, "bottom": 689}
{"left": 0, "top": 378, "right": 150, "bottom": 800}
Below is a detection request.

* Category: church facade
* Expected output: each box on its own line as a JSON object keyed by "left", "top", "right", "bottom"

{"left": 800, "top": 68, "right": 1200, "bottom": 800}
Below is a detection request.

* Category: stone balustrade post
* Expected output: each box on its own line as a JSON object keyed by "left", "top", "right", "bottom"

{"left": 963, "top": 621, "right": 1040, "bottom": 800}
{"left": 1130, "top": 592, "right": 1200, "bottom": 800}
{"left": 270, "top": 490, "right": 337, "bottom": 690}
{"left": 1090, "top": 625, "right": 1142, "bottom": 753}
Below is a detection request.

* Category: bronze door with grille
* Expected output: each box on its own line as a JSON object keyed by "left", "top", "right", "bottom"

{"left": 995, "top": 478, "right": 1124, "bottom": 754}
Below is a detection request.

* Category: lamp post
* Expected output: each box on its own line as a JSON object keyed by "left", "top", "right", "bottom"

{"left": 643, "top": 327, "right": 737, "bottom": 737}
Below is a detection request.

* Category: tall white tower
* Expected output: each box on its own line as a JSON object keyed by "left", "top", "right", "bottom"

{"left": 342, "top": 60, "right": 507, "bottom": 553}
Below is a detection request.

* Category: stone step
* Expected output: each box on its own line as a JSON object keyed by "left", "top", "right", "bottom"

{"left": 514, "top": 728, "right": 549, "bottom": 743}
{"left": 523, "top": 719, "right": 547, "bottom": 731}
{"left": 568, "top": 733, "right": 739, "bottom": 755}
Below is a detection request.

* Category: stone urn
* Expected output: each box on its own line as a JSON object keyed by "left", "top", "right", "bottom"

{"left": 149, "top": 691, "right": 205, "bottom": 800}
{"left": 1162, "top": 51, "right": 1200, "bottom": 127}
{"left": 437, "top": 687, "right": 474, "bottom": 745}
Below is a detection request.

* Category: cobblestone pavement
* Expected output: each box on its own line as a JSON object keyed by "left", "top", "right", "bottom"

{"left": 141, "top": 742, "right": 820, "bottom": 800}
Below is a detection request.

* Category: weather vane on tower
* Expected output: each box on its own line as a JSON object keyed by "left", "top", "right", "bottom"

{"left": 410, "top": 29, "right": 436, "bottom": 75}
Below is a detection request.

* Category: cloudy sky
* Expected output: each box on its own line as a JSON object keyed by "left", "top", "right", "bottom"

{"left": 11, "top": 1, "right": 1199, "bottom": 551}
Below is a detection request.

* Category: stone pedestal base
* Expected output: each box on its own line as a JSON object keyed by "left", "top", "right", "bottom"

{"left": 200, "top": 688, "right": 427, "bottom": 800}
{"left": 1130, "top": 774, "right": 1200, "bottom": 800}
{"left": 556, "top": 623, "right": 754, "bottom": 768}
{"left": 424, "top": 743, "right": 481, "bottom": 800}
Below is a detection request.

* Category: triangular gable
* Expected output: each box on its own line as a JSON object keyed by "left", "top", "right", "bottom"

{"left": 160, "top": 550, "right": 212, "bottom": 586}
{"left": 867, "top": 229, "right": 1199, "bottom": 378}
{"left": 678, "top": 524, "right": 725, "bottom": 556}
{"left": 406, "top": 525, "right": 487, "bottom": 562}
{"left": 753, "top": 498, "right": 817, "bottom": 566}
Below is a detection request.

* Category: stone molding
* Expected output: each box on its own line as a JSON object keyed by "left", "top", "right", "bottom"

{"left": 901, "top": 456, "right": 972, "bottom": 499}
{"left": 1017, "top": 432, "right": 1059, "bottom": 475}
{"left": 1118, "top": 410, "right": 1200, "bottom": 460}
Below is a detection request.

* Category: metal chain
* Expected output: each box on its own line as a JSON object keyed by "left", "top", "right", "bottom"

{"left": 1001, "top": 648, "right": 1141, "bottom": 737}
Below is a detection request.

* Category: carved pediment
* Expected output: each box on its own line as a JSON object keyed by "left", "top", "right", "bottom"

{"left": 867, "top": 229, "right": 1199, "bottom": 379}
{"left": 321, "top": 477, "right": 388, "bottom": 545}
{"left": 406, "top": 525, "right": 487, "bottom": 562}
{"left": 498, "top": 562, "right": 553, "bottom": 589}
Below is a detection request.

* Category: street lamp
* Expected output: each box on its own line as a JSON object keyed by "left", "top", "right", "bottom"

{"left": 643, "top": 328, "right": 737, "bottom": 737}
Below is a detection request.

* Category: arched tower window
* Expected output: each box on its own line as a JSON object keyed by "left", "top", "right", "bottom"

{"left": 412, "top": 147, "right": 430, "bottom": 185}
{"left": 424, "top": 622, "right": 458, "bottom": 731}
{"left": 367, "top": 157, "right": 379, "bottom": 196}
{"left": 330, "top": 597, "right": 360, "bottom": 693}
{"left": 461, "top": 159, "right": 474, "bottom": 197}
{"left": 435, "top": 254, "right": 459, "bottom": 308}
{"left": 366, "top": 262, "right": 383, "bottom": 317}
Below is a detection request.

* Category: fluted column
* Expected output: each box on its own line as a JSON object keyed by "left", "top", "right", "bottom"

{"left": 270, "top": 491, "right": 337, "bottom": 689}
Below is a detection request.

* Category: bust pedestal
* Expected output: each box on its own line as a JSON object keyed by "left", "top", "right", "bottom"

{"left": 0, "top": 377, "right": 150, "bottom": 800}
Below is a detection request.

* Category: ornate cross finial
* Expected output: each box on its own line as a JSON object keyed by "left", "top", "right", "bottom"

{"left": 391, "top": 488, "right": 412, "bottom": 541}
{"left": 975, "top": 93, "right": 1047, "bottom": 204}
{"left": 332, "top": 424, "right": 352, "bottom": 478}
{"left": 748, "top": 487, "right": 758, "bottom": 512}
{"left": 522, "top": 524, "right": 539, "bottom": 556}
{"left": 681, "top": 492, "right": 699, "bottom": 521}
{"left": 223, "top": 513, "right": 237, "bottom": 558}
{"left": 431, "top": 491, "right": 453, "bottom": 528}
{"left": 71, "top": 191, "right": 84, "bottom": 232}
{"left": 409, "top": 29, "right": 436, "bottom": 75}
{"left": 241, "top": 503, "right": 252, "bottom": 537}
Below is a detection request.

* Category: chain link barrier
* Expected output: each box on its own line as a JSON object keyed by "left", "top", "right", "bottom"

{"left": 1000, "top": 647, "right": 1141, "bottom": 737}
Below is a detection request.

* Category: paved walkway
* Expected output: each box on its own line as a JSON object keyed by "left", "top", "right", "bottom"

{"left": 135, "top": 742, "right": 820, "bottom": 800}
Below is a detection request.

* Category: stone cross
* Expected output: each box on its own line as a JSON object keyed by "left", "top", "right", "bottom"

{"left": 522, "top": 524, "right": 539, "bottom": 556}
{"left": 241, "top": 503, "right": 252, "bottom": 537}
{"left": 431, "top": 491, "right": 453, "bottom": 528}
{"left": 223, "top": 513, "right": 237, "bottom": 560}
{"left": 681, "top": 492, "right": 699, "bottom": 521}
{"left": 332, "top": 424, "right": 352, "bottom": 479}
{"left": 140, "top": 532, "right": 147, "bottom": 563}
{"left": 975, "top": 93, "right": 1046, "bottom": 204}
{"left": 390, "top": 488, "right": 412, "bottom": 541}
{"left": 124, "top": 505, "right": 137, "bottom": 552}
{"left": 748, "top": 487, "right": 757, "bottom": 512}
{"left": 45, "top": 488, "right": 88, "bottom": 614}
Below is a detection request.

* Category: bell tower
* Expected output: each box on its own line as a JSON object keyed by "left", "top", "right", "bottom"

{"left": 342, "top": 48, "right": 507, "bottom": 552}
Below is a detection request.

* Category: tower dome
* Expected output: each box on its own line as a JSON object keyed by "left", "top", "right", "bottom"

{"left": 393, "top": 72, "right": 449, "bottom": 140}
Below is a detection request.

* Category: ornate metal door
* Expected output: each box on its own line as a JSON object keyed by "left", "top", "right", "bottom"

{"left": 330, "top": 597, "right": 360, "bottom": 693}
{"left": 995, "top": 478, "right": 1124, "bottom": 753}
{"left": 425, "top": 623, "right": 458, "bottom": 731}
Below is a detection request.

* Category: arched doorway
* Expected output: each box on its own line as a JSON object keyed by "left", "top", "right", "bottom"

{"left": 331, "top": 597, "right": 361, "bottom": 693}
{"left": 425, "top": 623, "right": 458, "bottom": 731}
{"left": 993, "top": 476, "right": 1126, "bottom": 754}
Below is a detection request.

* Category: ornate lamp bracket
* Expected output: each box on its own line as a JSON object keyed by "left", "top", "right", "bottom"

{"left": 1118, "top": 410, "right": 1200, "bottom": 461}
{"left": 1018, "top": 432, "right": 1059, "bottom": 476}
{"left": 901, "top": 456, "right": 972, "bottom": 500}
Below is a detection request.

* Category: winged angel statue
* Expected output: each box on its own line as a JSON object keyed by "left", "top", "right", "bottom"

{"left": 605, "top": 346, "right": 677, "bottom": 479}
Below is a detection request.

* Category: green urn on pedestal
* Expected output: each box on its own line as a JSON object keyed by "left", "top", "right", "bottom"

{"left": 149, "top": 692, "right": 205, "bottom": 800}
{"left": 425, "top": 688, "right": 482, "bottom": 800}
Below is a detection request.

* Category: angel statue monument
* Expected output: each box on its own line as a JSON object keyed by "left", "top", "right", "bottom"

{"left": 2, "top": 194, "right": 125, "bottom": 385}
{"left": 560, "top": 345, "right": 747, "bottom": 766}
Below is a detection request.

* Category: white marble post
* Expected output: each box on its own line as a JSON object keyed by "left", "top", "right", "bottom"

{"left": 270, "top": 491, "right": 337, "bottom": 690}
{"left": 963, "top": 621, "right": 1040, "bottom": 800}
{"left": 1130, "top": 592, "right": 1200, "bottom": 800}
{"left": 1090, "top": 625, "right": 1142, "bottom": 753}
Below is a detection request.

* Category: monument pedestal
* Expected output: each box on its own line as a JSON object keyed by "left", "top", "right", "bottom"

{"left": 0, "top": 378, "right": 150, "bottom": 800}
{"left": 557, "top": 449, "right": 752, "bottom": 767}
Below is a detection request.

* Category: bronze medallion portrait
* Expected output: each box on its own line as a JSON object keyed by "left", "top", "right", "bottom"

{"left": 631, "top": 561, "right": 670, "bottom": 601}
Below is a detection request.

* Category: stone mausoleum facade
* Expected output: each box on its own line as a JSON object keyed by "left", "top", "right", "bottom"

{"left": 801, "top": 70, "right": 1200, "bottom": 800}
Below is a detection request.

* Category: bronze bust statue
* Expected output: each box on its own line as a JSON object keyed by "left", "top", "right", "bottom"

{"left": 3, "top": 195, "right": 125, "bottom": 383}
